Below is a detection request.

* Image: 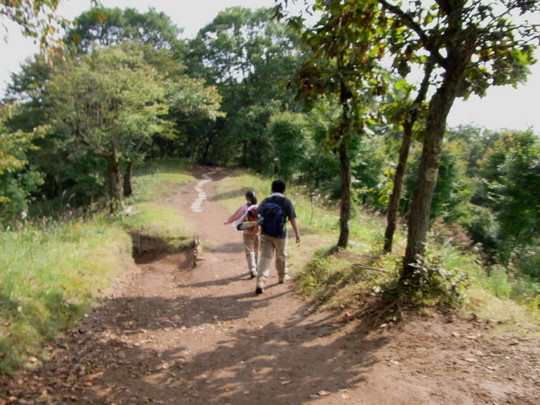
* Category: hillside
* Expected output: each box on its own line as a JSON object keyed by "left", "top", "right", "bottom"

{"left": 1, "top": 167, "right": 538, "bottom": 404}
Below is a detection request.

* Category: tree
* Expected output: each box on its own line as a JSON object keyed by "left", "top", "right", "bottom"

{"left": 64, "top": 7, "right": 186, "bottom": 54}
{"left": 0, "top": 104, "right": 45, "bottom": 221}
{"left": 163, "top": 73, "right": 224, "bottom": 164}
{"left": 286, "top": 0, "right": 384, "bottom": 249}
{"left": 1, "top": 0, "right": 61, "bottom": 47}
{"left": 402, "top": 142, "right": 473, "bottom": 224}
{"left": 370, "top": 0, "right": 539, "bottom": 282}
{"left": 481, "top": 130, "right": 540, "bottom": 266}
{"left": 268, "top": 111, "right": 308, "bottom": 179}
{"left": 1, "top": 0, "right": 100, "bottom": 52}
{"left": 187, "top": 6, "right": 303, "bottom": 167}
{"left": 383, "top": 61, "right": 433, "bottom": 253}
{"left": 43, "top": 45, "right": 170, "bottom": 211}
{"left": 188, "top": 7, "right": 298, "bottom": 86}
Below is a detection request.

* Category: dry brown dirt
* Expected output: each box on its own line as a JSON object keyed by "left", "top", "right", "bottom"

{"left": 1, "top": 167, "right": 539, "bottom": 404}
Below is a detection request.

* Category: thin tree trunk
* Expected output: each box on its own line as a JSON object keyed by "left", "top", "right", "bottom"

{"left": 123, "top": 161, "right": 134, "bottom": 198}
{"left": 106, "top": 149, "right": 123, "bottom": 213}
{"left": 383, "top": 120, "right": 413, "bottom": 253}
{"left": 337, "top": 140, "right": 351, "bottom": 249}
{"left": 201, "top": 131, "right": 217, "bottom": 165}
{"left": 383, "top": 62, "right": 434, "bottom": 253}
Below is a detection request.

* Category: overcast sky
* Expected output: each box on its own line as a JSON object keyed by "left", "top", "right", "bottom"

{"left": 1, "top": 0, "right": 539, "bottom": 132}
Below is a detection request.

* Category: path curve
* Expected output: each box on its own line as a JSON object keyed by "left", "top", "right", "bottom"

{"left": 190, "top": 173, "right": 212, "bottom": 213}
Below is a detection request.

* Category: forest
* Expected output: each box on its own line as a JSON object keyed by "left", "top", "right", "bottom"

{"left": 1, "top": 0, "right": 539, "bottom": 382}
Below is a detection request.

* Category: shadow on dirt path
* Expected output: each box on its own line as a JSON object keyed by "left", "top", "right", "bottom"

{"left": 2, "top": 167, "right": 539, "bottom": 405}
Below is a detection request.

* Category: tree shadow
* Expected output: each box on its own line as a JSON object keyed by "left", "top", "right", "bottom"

{"left": 12, "top": 283, "right": 389, "bottom": 404}
{"left": 208, "top": 188, "right": 248, "bottom": 202}
{"left": 205, "top": 241, "right": 244, "bottom": 254}
{"left": 190, "top": 166, "right": 232, "bottom": 182}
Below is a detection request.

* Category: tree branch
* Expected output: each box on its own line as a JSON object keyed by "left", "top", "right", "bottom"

{"left": 378, "top": 0, "right": 447, "bottom": 68}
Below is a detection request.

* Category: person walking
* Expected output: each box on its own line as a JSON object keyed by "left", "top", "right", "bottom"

{"left": 224, "top": 190, "right": 260, "bottom": 278}
{"left": 255, "top": 179, "right": 301, "bottom": 295}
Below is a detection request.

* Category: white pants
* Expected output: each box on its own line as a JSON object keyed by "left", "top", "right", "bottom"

{"left": 243, "top": 233, "right": 259, "bottom": 272}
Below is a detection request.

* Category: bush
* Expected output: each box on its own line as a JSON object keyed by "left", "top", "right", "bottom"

{"left": 400, "top": 252, "right": 468, "bottom": 309}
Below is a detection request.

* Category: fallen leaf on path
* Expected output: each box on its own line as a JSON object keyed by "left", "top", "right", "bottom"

{"left": 84, "top": 371, "right": 104, "bottom": 381}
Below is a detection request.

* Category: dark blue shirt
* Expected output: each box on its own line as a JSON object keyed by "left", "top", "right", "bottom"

{"left": 256, "top": 193, "right": 296, "bottom": 239}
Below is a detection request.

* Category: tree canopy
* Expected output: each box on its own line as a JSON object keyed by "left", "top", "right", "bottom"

{"left": 1, "top": 2, "right": 538, "bottom": 299}
{"left": 64, "top": 7, "right": 186, "bottom": 53}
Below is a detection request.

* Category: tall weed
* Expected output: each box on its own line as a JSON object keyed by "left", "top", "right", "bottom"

{"left": 0, "top": 218, "right": 132, "bottom": 373}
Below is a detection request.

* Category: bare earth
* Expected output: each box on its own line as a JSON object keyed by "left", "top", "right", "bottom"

{"left": 2, "top": 167, "right": 539, "bottom": 404}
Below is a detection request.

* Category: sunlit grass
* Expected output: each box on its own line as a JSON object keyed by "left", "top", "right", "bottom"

{"left": 127, "top": 158, "right": 193, "bottom": 203}
{"left": 122, "top": 158, "right": 194, "bottom": 248}
{"left": 0, "top": 158, "right": 195, "bottom": 374}
{"left": 0, "top": 218, "right": 133, "bottom": 373}
{"left": 121, "top": 202, "right": 192, "bottom": 250}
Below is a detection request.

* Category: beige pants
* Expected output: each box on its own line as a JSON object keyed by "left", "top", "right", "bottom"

{"left": 243, "top": 233, "right": 259, "bottom": 272}
{"left": 257, "top": 234, "right": 288, "bottom": 282}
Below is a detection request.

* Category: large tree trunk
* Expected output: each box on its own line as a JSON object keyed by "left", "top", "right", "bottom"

{"left": 401, "top": 70, "right": 464, "bottom": 281}
{"left": 106, "top": 149, "right": 123, "bottom": 213}
{"left": 383, "top": 62, "right": 434, "bottom": 253}
{"left": 123, "top": 161, "right": 134, "bottom": 198}
{"left": 337, "top": 140, "right": 351, "bottom": 249}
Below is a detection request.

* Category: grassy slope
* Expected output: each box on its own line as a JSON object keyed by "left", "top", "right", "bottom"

{"left": 216, "top": 170, "right": 539, "bottom": 336}
{"left": 122, "top": 159, "right": 194, "bottom": 248}
{"left": 0, "top": 159, "right": 194, "bottom": 374}
{"left": 0, "top": 220, "right": 133, "bottom": 372}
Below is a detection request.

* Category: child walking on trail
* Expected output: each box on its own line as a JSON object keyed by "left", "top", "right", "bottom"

{"left": 223, "top": 190, "right": 260, "bottom": 278}
{"left": 255, "top": 179, "right": 301, "bottom": 295}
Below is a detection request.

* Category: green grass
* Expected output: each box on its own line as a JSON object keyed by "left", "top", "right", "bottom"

{"left": 121, "top": 158, "right": 194, "bottom": 249}
{"left": 127, "top": 158, "right": 193, "bottom": 203}
{"left": 121, "top": 202, "right": 192, "bottom": 250}
{"left": 0, "top": 218, "right": 133, "bottom": 373}
{"left": 0, "top": 158, "right": 196, "bottom": 374}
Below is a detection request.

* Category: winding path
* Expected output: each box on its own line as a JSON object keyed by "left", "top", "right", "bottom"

{"left": 190, "top": 173, "right": 212, "bottom": 213}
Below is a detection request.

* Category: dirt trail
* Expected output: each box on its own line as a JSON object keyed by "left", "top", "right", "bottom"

{"left": 2, "top": 167, "right": 539, "bottom": 404}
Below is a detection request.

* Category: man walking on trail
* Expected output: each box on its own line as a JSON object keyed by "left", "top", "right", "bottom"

{"left": 255, "top": 179, "right": 301, "bottom": 295}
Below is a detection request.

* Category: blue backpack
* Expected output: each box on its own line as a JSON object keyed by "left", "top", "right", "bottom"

{"left": 259, "top": 202, "right": 286, "bottom": 237}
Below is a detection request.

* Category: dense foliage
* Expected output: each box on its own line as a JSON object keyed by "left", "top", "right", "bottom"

{"left": 1, "top": 3, "right": 538, "bottom": 295}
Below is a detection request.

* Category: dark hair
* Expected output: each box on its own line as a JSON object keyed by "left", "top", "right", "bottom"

{"left": 271, "top": 179, "right": 286, "bottom": 193}
{"left": 245, "top": 190, "right": 257, "bottom": 205}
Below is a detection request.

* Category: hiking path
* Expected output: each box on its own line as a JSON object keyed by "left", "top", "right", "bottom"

{"left": 2, "top": 167, "right": 538, "bottom": 404}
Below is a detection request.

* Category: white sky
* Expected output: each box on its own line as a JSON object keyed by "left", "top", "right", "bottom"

{"left": 0, "top": 0, "right": 539, "bottom": 133}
